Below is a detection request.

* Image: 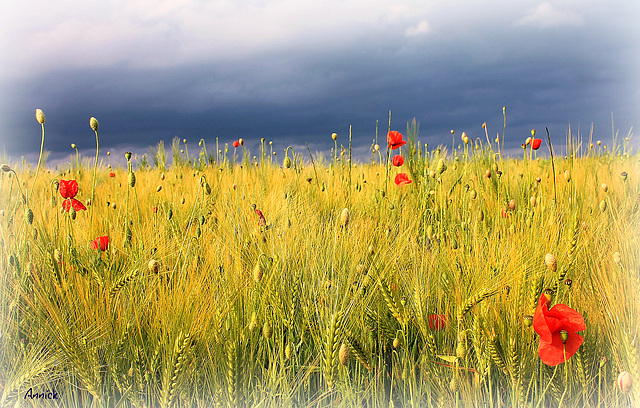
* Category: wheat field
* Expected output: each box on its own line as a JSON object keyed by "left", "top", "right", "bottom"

{"left": 0, "top": 113, "right": 638, "bottom": 407}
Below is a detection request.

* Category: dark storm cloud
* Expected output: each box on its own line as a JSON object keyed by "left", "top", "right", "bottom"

{"left": 1, "top": 1, "right": 638, "bottom": 166}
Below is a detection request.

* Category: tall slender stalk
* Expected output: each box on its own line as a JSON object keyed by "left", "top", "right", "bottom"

{"left": 89, "top": 117, "right": 99, "bottom": 231}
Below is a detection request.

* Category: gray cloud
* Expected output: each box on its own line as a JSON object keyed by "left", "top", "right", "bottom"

{"left": 1, "top": 0, "right": 638, "bottom": 166}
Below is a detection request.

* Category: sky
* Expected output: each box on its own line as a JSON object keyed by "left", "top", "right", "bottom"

{"left": 1, "top": 0, "right": 638, "bottom": 167}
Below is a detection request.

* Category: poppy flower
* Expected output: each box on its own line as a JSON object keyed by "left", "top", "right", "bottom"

{"left": 152, "top": 206, "right": 158, "bottom": 213}
{"left": 108, "top": 172, "right": 116, "bottom": 177}
{"left": 255, "top": 208, "right": 266, "bottom": 226}
{"left": 533, "top": 293, "right": 585, "bottom": 366}
{"left": 59, "top": 179, "right": 87, "bottom": 212}
{"left": 387, "top": 131, "right": 407, "bottom": 150}
{"left": 530, "top": 138, "right": 542, "bottom": 150}
{"left": 394, "top": 173, "right": 412, "bottom": 186}
{"left": 428, "top": 314, "right": 447, "bottom": 331}
{"left": 233, "top": 140, "right": 240, "bottom": 148}
{"left": 91, "top": 236, "right": 109, "bottom": 251}
{"left": 59, "top": 179, "right": 79, "bottom": 199}
{"left": 392, "top": 155, "right": 404, "bottom": 167}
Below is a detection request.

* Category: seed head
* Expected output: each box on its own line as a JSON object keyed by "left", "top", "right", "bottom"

{"left": 621, "top": 171, "right": 628, "bottom": 181}
{"left": 559, "top": 329, "right": 569, "bottom": 343}
{"left": 90, "top": 117, "right": 99, "bottom": 131}
{"left": 25, "top": 208, "right": 34, "bottom": 225}
{"left": 331, "top": 133, "right": 337, "bottom": 141}
{"left": 125, "top": 152, "right": 132, "bottom": 161}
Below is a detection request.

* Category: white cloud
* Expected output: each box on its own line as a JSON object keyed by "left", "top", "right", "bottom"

{"left": 405, "top": 20, "right": 430, "bottom": 36}
{"left": 515, "top": 2, "right": 584, "bottom": 28}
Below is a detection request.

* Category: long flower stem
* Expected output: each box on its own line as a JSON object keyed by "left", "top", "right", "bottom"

{"left": 90, "top": 129, "right": 99, "bottom": 231}
{"left": 29, "top": 123, "right": 46, "bottom": 206}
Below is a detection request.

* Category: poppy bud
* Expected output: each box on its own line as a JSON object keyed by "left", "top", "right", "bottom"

{"left": 1, "top": 164, "right": 12, "bottom": 173}
{"left": 148, "top": 259, "right": 159, "bottom": 273}
{"left": 161, "top": 172, "right": 165, "bottom": 180}
{"left": 620, "top": 171, "right": 628, "bottom": 181}
{"left": 393, "top": 337, "right": 401, "bottom": 349}
{"left": 248, "top": 313, "right": 258, "bottom": 332}
{"left": 564, "top": 170, "right": 571, "bottom": 182}
{"left": 470, "top": 190, "right": 477, "bottom": 199}
{"left": 339, "top": 343, "right": 350, "bottom": 365}
{"left": 613, "top": 252, "right": 621, "bottom": 264}
{"left": 124, "top": 151, "right": 132, "bottom": 161}
{"left": 436, "top": 159, "right": 447, "bottom": 174}
{"left": 331, "top": 133, "right": 337, "bottom": 140}
{"left": 128, "top": 172, "right": 136, "bottom": 187}
{"left": 485, "top": 169, "right": 491, "bottom": 178}
{"left": 253, "top": 261, "right": 263, "bottom": 282}
{"left": 35, "top": 108, "right": 46, "bottom": 124}
{"left": 530, "top": 196, "right": 537, "bottom": 207}
{"left": 340, "top": 208, "right": 350, "bottom": 228}
{"left": 545, "top": 253, "right": 557, "bottom": 272}
{"left": 167, "top": 209, "right": 173, "bottom": 220}
{"left": 285, "top": 342, "right": 294, "bottom": 360}
{"left": 618, "top": 371, "right": 633, "bottom": 394}
{"left": 70, "top": 206, "right": 77, "bottom": 220}
{"left": 508, "top": 199, "right": 516, "bottom": 210}
{"left": 54, "top": 248, "right": 62, "bottom": 264}
{"left": 523, "top": 315, "right": 533, "bottom": 327}
{"left": 262, "top": 321, "right": 273, "bottom": 339}
{"left": 600, "top": 356, "right": 608, "bottom": 368}
{"left": 599, "top": 200, "right": 607, "bottom": 212}
{"left": 283, "top": 156, "right": 292, "bottom": 168}
{"left": 600, "top": 183, "right": 608, "bottom": 193}
{"left": 156, "top": 185, "right": 162, "bottom": 192}
{"left": 90, "top": 117, "right": 99, "bottom": 131}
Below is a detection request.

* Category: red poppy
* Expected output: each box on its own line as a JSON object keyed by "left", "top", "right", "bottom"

{"left": 152, "top": 206, "right": 158, "bottom": 213}
{"left": 62, "top": 199, "right": 87, "bottom": 212}
{"left": 59, "top": 179, "right": 87, "bottom": 212}
{"left": 59, "top": 179, "right": 79, "bottom": 199}
{"left": 233, "top": 140, "right": 240, "bottom": 148}
{"left": 428, "top": 314, "right": 447, "bottom": 331}
{"left": 530, "top": 138, "right": 542, "bottom": 150}
{"left": 501, "top": 207, "right": 508, "bottom": 218}
{"left": 108, "top": 172, "right": 116, "bottom": 177}
{"left": 533, "top": 293, "right": 585, "bottom": 366}
{"left": 255, "top": 208, "right": 266, "bottom": 226}
{"left": 387, "top": 131, "right": 407, "bottom": 150}
{"left": 394, "top": 173, "right": 412, "bottom": 186}
{"left": 91, "top": 236, "right": 109, "bottom": 251}
{"left": 392, "top": 155, "right": 404, "bottom": 167}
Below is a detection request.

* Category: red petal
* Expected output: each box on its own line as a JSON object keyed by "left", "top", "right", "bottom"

{"left": 98, "top": 236, "right": 109, "bottom": 251}
{"left": 59, "top": 179, "right": 79, "bottom": 199}
{"left": 91, "top": 240, "right": 99, "bottom": 249}
{"left": 428, "top": 314, "right": 447, "bottom": 331}
{"left": 538, "top": 332, "right": 583, "bottom": 366}
{"left": 394, "top": 173, "right": 412, "bottom": 186}
{"left": 71, "top": 199, "right": 87, "bottom": 211}
{"left": 544, "top": 304, "right": 586, "bottom": 333}
{"left": 392, "top": 155, "right": 404, "bottom": 167}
